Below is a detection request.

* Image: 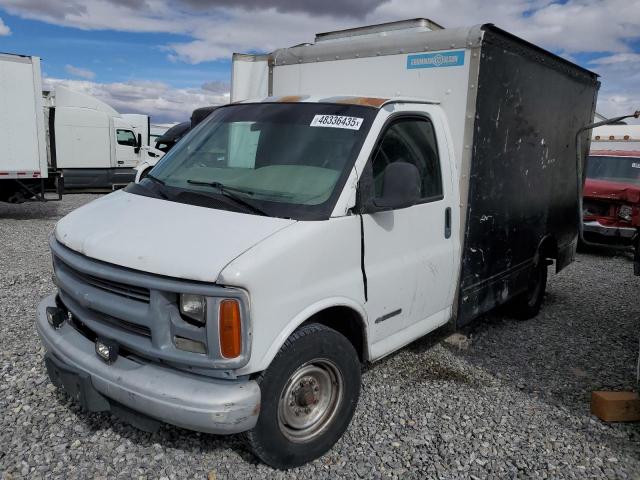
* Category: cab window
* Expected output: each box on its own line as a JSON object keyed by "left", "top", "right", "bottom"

{"left": 117, "top": 129, "right": 137, "bottom": 147}
{"left": 371, "top": 117, "right": 442, "bottom": 201}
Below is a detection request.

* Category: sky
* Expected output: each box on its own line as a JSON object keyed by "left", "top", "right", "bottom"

{"left": 0, "top": 0, "right": 638, "bottom": 123}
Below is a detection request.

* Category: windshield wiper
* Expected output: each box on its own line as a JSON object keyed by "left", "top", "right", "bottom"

{"left": 186, "top": 179, "right": 269, "bottom": 216}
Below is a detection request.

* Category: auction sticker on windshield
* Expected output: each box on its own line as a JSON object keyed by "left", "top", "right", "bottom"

{"left": 310, "top": 115, "right": 363, "bottom": 130}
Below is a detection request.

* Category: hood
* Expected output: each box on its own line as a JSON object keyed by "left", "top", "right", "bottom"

{"left": 584, "top": 178, "right": 640, "bottom": 204}
{"left": 54, "top": 190, "right": 296, "bottom": 282}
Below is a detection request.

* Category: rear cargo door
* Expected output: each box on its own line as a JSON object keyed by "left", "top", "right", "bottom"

{"left": 0, "top": 55, "right": 46, "bottom": 175}
{"left": 361, "top": 109, "right": 455, "bottom": 345}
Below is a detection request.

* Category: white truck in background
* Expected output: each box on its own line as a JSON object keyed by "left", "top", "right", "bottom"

{"left": 0, "top": 53, "right": 59, "bottom": 203}
{"left": 0, "top": 52, "right": 164, "bottom": 203}
{"left": 591, "top": 123, "right": 640, "bottom": 151}
{"left": 150, "top": 123, "right": 174, "bottom": 146}
{"left": 135, "top": 106, "right": 219, "bottom": 182}
{"left": 50, "top": 87, "right": 164, "bottom": 190}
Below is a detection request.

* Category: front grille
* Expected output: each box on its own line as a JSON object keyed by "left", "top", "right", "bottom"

{"left": 90, "top": 310, "right": 152, "bottom": 338}
{"left": 62, "top": 261, "right": 150, "bottom": 303}
{"left": 49, "top": 236, "right": 250, "bottom": 371}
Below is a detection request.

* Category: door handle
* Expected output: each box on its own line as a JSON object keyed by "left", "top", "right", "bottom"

{"left": 117, "top": 161, "right": 124, "bottom": 165}
{"left": 444, "top": 207, "right": 451, "bottom": 239}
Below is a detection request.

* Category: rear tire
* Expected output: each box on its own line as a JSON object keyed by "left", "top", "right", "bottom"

{"left": 245, "top": 323, "right": 361, "bottom": 469}
{"left": 505, "top": 260, "right": 548, "bottom": 319}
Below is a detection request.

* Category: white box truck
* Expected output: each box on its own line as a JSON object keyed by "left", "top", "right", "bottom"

{"left": 0, "top": 53, "right": 164, "bottom": 202}
{"left": 37, "top": 19, "right": 599, "bottom": 468}
{"left": 0, "top": 53, "right": 58, "bottom": 203}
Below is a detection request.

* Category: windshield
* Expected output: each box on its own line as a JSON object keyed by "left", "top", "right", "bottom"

{"left": 586, "top": 155, "right": 640, "bottom": 186}
{"left": 139, "top": 103, "right": 376, "bottom": 219}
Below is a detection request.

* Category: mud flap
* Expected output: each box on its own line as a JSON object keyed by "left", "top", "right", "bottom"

{"left": 45, "top": 354, "right": 110, "bottom": 412}
{"left": 45, "top": 354, "right": 160, "bottom": 432}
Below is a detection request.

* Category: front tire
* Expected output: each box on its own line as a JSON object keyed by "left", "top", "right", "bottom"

{"left": 245, "top": 323, "right": 361, "bottom": 469}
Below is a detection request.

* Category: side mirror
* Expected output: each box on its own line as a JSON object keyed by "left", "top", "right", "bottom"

{"left": 373, "top": 161, "right": 421, "bottom": 210}
{"left": 134, "top": 133, "right": 142, "bottom": 154}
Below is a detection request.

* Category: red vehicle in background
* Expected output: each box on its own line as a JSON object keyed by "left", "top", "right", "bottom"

{"left": 583, "top": 150, "right": 640, "bottom": 270}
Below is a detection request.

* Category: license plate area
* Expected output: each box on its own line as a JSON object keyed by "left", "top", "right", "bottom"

{"left": 44, "top": 355, "right": 110, "bottom": 412}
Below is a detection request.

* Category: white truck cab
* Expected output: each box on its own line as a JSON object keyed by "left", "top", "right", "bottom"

{"left": 52, "top": 87, "right": 164, "bottom": 189}
{"left": 37, "top": 20, "right": 598, "bottom": 468}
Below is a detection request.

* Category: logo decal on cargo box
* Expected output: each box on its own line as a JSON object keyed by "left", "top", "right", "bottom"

{"left": 406, "top": 51, "right": 465, "bottom": 69}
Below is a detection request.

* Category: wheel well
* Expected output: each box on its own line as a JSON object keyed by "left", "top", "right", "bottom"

{"left": 301, "top": 306, "right": 367, "bottom": 363}
{"left": 538, "top": 235, "right": 558, "bottom": 266}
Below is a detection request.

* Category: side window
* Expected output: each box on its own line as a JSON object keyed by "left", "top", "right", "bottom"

{"left": 116, "top": 129, "right": 137, "bottom": 147}
{"left": 372, "top": 117, "right": 442, "bottom": 200}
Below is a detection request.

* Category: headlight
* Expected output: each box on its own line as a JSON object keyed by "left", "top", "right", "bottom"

{"left": 618, "top": 204, "right": 633, "bottom": 222}
{"left": 180, "top": 293, "right": 206, "bottom": 325}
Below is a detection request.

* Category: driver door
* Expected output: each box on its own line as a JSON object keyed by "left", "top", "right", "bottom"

{"left": 115, "top": 129, "right": 139, "bottom": 168}
{"left": 361, "top": 112, "right": 455, "bottom": 348}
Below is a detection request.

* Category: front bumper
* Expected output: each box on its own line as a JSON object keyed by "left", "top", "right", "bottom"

{"left": 583, "top": 220, "right": 636, "bottom": 243}
{"left": 36, "top": 294, "right": 260, "bottom": 434}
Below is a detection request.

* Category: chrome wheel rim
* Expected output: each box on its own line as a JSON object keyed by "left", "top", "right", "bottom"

{"left": 277, "top": 359, "right": 344, "bottom": 443}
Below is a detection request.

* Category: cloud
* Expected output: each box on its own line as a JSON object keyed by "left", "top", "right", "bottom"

{"left": 589, "top": 53, "right": 640, "bottom": 66}
{"left": 0, "top": 0, "right": 385, "bottom": 21}
{"left": 43, "top": 77, "right": 229, "bottom": 123}
{"left": 0, "top": 0, "right": 186, "bottom": 33}
{"left": 64, "top": 64, "right": 96, "bottom": 80}
{"left": 3, "top": 0, "right": 640, "bottom": 61}
{"left": 201, "top": 80, "right": 230, "bottom": 93}
{"left": 0, "top": 16, "right": 11, "bottom": 35}
{"left": 3, "top": 0, "right": 640, "bottom": 121}
{"left": 588, "top": 52, "right": 640, "bottom": 123}
{"left": 179, "top": 0, "right": 386, "bottom": 18}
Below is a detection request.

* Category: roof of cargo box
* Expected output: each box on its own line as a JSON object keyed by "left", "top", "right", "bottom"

{"left": 234, "top": 94, "right": 439, "bottom": 108}
{"left": 314, "top": 18, "right": 444, "bottom": 42}
{"left": 270, "top": 21, "right": 597, "bottom": 78}
{"left": 0, "top": 52, "right": 38, "bottom": 63}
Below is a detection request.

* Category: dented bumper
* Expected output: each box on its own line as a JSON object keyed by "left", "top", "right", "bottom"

{"left": 583, "top": 220, "right": 636, "bottom": 240}
{"left": 36, "top": 294, "right": 260, "bottom": 434}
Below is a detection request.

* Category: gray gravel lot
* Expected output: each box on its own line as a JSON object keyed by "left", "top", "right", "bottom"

{"left": 1, "top": 193, "right": 639, "bottom": 479}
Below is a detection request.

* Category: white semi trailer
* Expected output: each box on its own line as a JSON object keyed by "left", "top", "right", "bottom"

{"left": 0, "top": 53, "right": 59, "bottom": 203}
{"left": 0, "top": 52, "right": 164, "bottom": 202}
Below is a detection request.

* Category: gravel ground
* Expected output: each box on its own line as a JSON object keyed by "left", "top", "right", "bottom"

{"left": 1, "top": 193, "right": 639, "bottom": 479}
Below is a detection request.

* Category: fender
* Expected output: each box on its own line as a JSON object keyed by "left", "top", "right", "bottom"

{"left": 249, "top": 296, "right": 370, "bottom": 374}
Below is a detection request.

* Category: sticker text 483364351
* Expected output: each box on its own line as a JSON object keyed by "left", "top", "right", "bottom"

{"left": 310, "top": 114, "right": 363, "bottom": 130}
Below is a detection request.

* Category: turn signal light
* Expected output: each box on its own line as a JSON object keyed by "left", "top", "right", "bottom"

{"left": 219, "top": 299, "right": 242, "bottom": 359}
